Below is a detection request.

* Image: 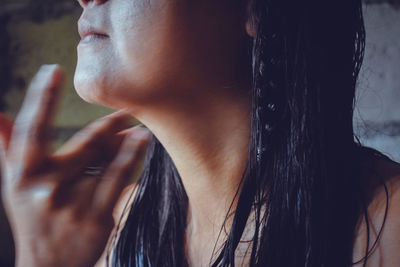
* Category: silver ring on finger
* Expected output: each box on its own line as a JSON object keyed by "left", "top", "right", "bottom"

{"left": 83, "top": 166, "right": 105, "bottom": 177}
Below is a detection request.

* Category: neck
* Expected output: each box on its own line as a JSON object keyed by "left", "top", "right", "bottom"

{"left": 131, "top": 83, "right": 251, "bottom": 237}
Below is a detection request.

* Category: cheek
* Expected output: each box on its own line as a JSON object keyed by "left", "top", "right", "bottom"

{"left": 117, "top": 27, "right": 189, "bottom": 105}
{"left": 114, "top": 31, "right": 176, "bottom": 100}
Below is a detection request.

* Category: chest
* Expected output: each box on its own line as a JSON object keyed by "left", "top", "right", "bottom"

{"left": 184, "top": 223, "right": 255, "bottom": 267}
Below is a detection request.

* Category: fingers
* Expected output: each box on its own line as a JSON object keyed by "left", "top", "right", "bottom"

{"left": 9, "top": 65, "right": 65, "bottom": 174}
{"left": 54, "top": 111, "right": 135, "bottom": 178}
{"left": 91, "top": 127, "right": 151, "bottom": 217}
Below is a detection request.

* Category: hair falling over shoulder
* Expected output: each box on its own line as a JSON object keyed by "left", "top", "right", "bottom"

{"left": 109, "top": 0, "right": 388, "bottom": 266}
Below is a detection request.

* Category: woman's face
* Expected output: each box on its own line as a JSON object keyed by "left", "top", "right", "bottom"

{"left": 74, "top": 0, "right": 250, "bottom": 110}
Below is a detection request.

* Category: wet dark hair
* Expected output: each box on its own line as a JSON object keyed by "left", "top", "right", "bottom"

{"left": 109, "top": 0, "right": 389, "bottom": 266}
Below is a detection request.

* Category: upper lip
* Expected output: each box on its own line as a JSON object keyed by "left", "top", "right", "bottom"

{"left": 78, "top": 20, "right": 109, "bottom": 40}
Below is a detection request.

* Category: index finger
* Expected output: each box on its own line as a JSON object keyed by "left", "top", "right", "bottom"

{"left": 9, "top": 65, "right": 65, "bottom": 175}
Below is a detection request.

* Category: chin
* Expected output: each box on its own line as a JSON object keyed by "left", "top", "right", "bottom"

{"left": 74, "top": 62, "right": 116, "bottom": 105}
{"left": 73, "top": 61, "right": 174, "bottom": 110}
{"left": 73, "top": 74, "right": 139, "bottom": 112}
{"left": 73, "top": 76, "right": 107, "bottom": 106}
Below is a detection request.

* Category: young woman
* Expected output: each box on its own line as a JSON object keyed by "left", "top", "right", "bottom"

{"left": 1, "top": 0, "right": 400, "bottom": 266}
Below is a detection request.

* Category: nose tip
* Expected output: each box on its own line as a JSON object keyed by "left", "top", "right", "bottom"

{"left": 77, "top": 0, "right": 107, "bottom": 8}
{"left": 77, "top": 0, "right": 91, "bottom": 8}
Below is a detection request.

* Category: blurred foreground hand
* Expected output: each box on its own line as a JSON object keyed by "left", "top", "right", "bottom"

{"left": 0, "top": 65, "right": 150, "bottom": 267}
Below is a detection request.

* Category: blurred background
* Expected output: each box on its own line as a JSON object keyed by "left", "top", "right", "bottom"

{"left": 356, "top": 0, "right": 400, "bottom": 162}
{"left": 0, "top": 0, "right": 399, "bottom": 266}
{"left": 0, "top": 1, "right": 114, "bottom": 265}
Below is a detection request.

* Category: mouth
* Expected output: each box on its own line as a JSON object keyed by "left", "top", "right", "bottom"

{"left": 79, "top": 32, "right": 109, "bottom": 44}
{"left": 78, "top": 19, "right": 109, "bottom": 45}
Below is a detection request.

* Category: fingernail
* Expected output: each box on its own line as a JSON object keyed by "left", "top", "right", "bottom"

{"left": 33, "top": 64, "right": 64, "bottom": 90}
{"left": 40, "top": 64, "right": 59, "bottom": 74}
{"left": 131, "top": 128, "right": 151, "bottom": 140}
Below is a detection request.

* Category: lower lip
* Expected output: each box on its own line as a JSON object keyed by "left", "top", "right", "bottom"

{"left": 79, "top": 34, "right": 109, "bottom": 45}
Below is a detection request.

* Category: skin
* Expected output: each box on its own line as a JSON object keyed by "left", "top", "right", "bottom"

{"left": 1, "top": 0, "right": 400, "bottom": 266}
{"left": 75, "top": 0, "right": 253, "bottom": 265}
{"left": 352, "top": 159, "right": 400, "bottom": 266}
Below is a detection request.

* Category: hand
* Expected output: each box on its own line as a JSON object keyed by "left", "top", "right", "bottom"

{"left": 0, "top": 65, "right": 151, "bottom": 267}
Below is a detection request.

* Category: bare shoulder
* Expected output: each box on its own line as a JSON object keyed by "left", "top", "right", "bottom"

{"left": 352, "top": 158, "right": 400, "bottom": 266}
{"left": 94, "top": 183, "right": 139, "bottom": 267}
